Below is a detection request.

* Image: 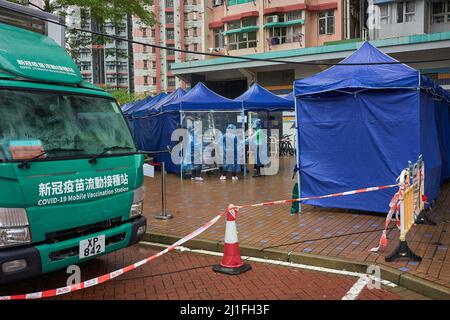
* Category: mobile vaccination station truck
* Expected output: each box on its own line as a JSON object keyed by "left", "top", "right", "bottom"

{"left": 0, "top": 22, "right": 147, "bottom": 283}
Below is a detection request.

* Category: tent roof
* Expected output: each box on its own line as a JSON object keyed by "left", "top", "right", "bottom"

{"left": 234, "top": 83, "right": 294, "bottom": 111}
{"left": 294, "top": 42, "right": 420, "bottom": 96}
{"left": 147, "top": 88, "right": 186, "bottom": 116}
{"left": 284, "top": 92, "right": 295, "bottom": 102}
{"left": 162, "top": 82, "right": 241, "bottom": 112}
{"left": 131, "top": 92, "right": 168, "bottom": 116}
{"left": 123, "top": 96, "right": 152, "bottom": 114}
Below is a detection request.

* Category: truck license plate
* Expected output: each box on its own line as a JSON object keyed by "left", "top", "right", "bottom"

{"left": 79, "top": 235, "right": 105, "bottom": 259}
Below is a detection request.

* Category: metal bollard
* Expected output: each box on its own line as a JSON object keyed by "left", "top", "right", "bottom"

{"left": 154, "top": 162, "right": 173, "bottom": 220}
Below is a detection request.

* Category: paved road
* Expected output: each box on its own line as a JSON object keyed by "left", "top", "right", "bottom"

{"left": 0, "top": 243, "right": 425, "bottom": 300}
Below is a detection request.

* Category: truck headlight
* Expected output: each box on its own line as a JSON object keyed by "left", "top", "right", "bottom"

{"left": 0, "top": 208, "right": 31, "bottom": 248}
{"left": 130, "top": 186, "right": 145, "bottom": 218}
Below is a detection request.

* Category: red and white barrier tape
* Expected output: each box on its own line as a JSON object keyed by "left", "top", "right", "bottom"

{"left": 234, "top": 183, "right": 400, "bottom": 210}
{"left": 0, "top": 183, "right": 400, "bottom": 300}
{"left": 0, "top": 210, "right": 228, "bottom": 300}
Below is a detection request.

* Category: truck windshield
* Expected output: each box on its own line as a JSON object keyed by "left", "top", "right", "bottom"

{"left": 0, "top": 89, "right": 136, "bottom": 161}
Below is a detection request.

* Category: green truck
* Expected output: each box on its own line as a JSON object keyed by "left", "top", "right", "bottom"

{"left": 0, "top": 23, "right": 147, "bottom": 283}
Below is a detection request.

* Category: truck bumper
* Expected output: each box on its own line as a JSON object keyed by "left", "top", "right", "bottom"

{"left": 0, "top": 216, "right": 147, "bottom": 284}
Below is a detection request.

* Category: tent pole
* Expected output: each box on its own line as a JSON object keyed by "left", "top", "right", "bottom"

{"left": 180, "top": 103, "right": 183, "bottom": 181}
{"left": 242, "top": 103, "right": 246, "bottom": 177}
{"left": 294, "top": 93, "right": 301, "bottom": 213}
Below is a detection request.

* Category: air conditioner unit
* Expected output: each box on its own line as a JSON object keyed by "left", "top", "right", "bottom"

{"left": 266, "top": 15, "right": 279, "bottom": 24}
{"left": 214, "top": 0, "right": 223, "bottom": 6}
{"left": 208, "top": 47, "right": 214, "bottom": 53}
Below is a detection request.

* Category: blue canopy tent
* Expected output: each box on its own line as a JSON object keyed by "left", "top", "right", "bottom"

{"left": 234, "top": 83, "right": 295, "bottom": 174}
{"left": 294, "top": 41, "right": 450, "bottom": 213}
{"left": 234, "top": 83, "right": 294, "bottom": 112}
{"left": 130, "top": 92, "right": 168, "bottom": 117}
{"left": 133, "top": 83, "right": 242, "bottom": 175}
{"left": 132, "top": 88, "right": 187, "bottom": 173}
{"left": 123, "top": 95, "right": 153, "bottom": 115}
{"left": 163, "top": 82, "right": 243, "bottom": 177}
{"left": 284, "top": 92, "right": 295, "bottom": 102}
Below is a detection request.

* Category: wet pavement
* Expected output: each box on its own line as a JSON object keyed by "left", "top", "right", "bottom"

{"left": 0, "top": 244, "right": 425, "bottom": 300}
{"left": 143, "top": 157, "right": 450, "bottom": 293}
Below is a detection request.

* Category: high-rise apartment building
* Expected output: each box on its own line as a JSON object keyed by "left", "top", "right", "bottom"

{"left": 172, "top": 0, "right": 450, "bottom": 95}
{"left": 133, "top": 0, "right": 205, "bottom": 95}
{"left": 72, "top": 12, "right": 135, "bottom": 91}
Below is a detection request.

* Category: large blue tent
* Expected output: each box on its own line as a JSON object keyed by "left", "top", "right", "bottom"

{"left": 234, "top": 83, "right": 294, "bottom": 111}
{"left": 294, "top": 42, "right": 450, "bottom": 213}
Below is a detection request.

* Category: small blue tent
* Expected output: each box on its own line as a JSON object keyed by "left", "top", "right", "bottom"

{"left": 234, "top": 83, "right": 294, "bottom": 111}
{"left": 294, "top": 42, "right": 450, "bottom": 213}
{"left": 133, "top": 89, "right": 187, "bottom": 173}
{"left": 123, "top": 95, "right": 153, "bottom": 115}
{"left": 130, "top": 92, "right": 168, "bottom": 117}
{"left": 134, "top": 83, "right": 241, "bottom": 174}
{"left": 163, "top": 82, "right": 242, "bottom": 112}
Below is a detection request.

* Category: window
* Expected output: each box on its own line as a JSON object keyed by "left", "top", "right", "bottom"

{"left": 268, "top": 27, "right": 287, "bottom": 45}
{"left": 151, "top": 29, "right": 156, "bottom": 37}
{"left": 226, "top": 17, "right": 257, "bottom": 50}
{"left": 228, "top": 32, "right": 257, "bottom": 50}
{"left": 152, "top": 77, "right": 157, "bottom": 85}
{"left": 0, "top": 90, "right": 136, "bottom": 161}
{"left": 241, "top": 17, "right": 258, "bottom": 27}
{"left": 166, "top": 0, "right": 173, "bottom": 8}
{"left": 397, "top": 2, "right": 404, "bottom": 22}
{"left": 432, "top": 1, "right": 450, "bottom": 24}
{"left": 227, "top": 20, "right": 240, "bottom": 30}
{"left": 167, "top": 44, "right": 175, "bottom": 55}
{"left": 380, "top": 4, "right": 389, "bottom": 24}
{"left": 152, "top": 61, "right": 156, "bottom": 69}
{"left": 193, "top": 43, "right": 198, "bottom": 51}
{"left": 193, "top": 27, "right": 198, "bottom": 37}
{"left": 167, "top": 76, "right": 176, "bottom": 87}
{"left": 214, "top": 28, "right": 224, "bottom": 48}
{"left": 397, "top": 1, "right": 415, "bottom": 23}
{"left": 405, "top": 1, "right": 415, "bottom": 22}
{"left": 166, "top": 29, "right": 175, "bottom": 40}
{"left": 142, "top": 28, "right": 147, "bottom": 37}
{"left": 144, "top": 76, "right": 149, "bottom": 85}
{"left": 286, "top": 10, "right": 302, "bottom": 22}
{"left": 318, "top": 10, "right": 334, "bottom": 35}
{"left": 184, "top": 13, "right": 188, "bottom": 21}
{"left": 143, "top": 45, "right": 148, "bottom": 53}
{"left": 192, "top": 0, "right": 197, "bottom": 4}
{"left": 151, "top": 46, "right": 156, "bottom": 53}
{"left": 166, "top": 13, "right": 174, "bottom": 24}
{"left": 143, "top": 60, "right": 148, "bottom": 70}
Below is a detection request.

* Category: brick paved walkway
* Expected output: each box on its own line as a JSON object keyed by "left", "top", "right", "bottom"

{"left": 0, "top": 245, "right": 423, "bottom": 300}
{"left": 144, "top": 157, "right": 450, "bottom": 292}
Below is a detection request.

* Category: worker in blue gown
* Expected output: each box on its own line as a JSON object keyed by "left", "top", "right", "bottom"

{"left": 220, "top": 124, "right": 241, "bottom": 180}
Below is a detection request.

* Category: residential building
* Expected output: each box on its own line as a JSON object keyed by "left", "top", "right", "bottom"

{"left": 133, "top": 0, "right": 205, "bottom": 95}
{"left": 370, "top": 0, "right": 450, "bottom": 89}
{"left": 72, "top": 11, "right": 135, "bottom": 91}
{"left": 172, "top": 0, "right": 450, "bottom": 96}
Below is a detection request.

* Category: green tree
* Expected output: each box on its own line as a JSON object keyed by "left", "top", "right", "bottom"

{"left": 109, "top": 88, "right": 146, "bottom": 106}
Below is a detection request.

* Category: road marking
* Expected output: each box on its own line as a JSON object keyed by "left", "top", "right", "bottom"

{"left": 140, "top": 242, "right": 397, "bottom": 291}
{"left": 342, "top": 276, "right": 370, "bottom": 300}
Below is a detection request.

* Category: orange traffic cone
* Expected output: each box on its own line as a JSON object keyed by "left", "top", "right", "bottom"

{"left": 212, "top": 205, "right": 251, "bottom": 275}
